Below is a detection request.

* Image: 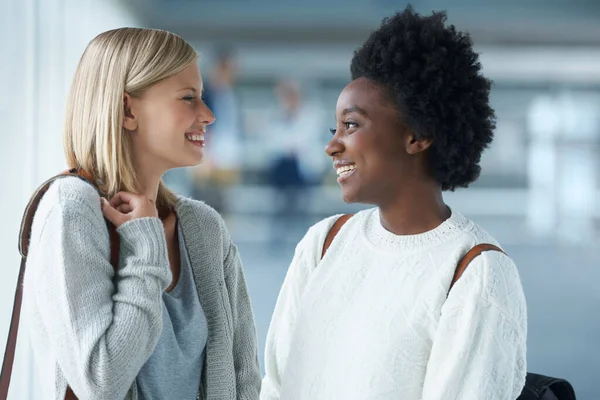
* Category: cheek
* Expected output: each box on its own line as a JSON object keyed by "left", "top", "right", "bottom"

{"left": 139, "top": 104, "right": 194, "bottom": 143}
{"left": 350, "top": 133, "right": 379, "bottom": 168}
{"left": 355, "top": 134, "right": 402, "bottom": 176}
{"left": 169, "top": 104, "right": 196, "bottom": 128}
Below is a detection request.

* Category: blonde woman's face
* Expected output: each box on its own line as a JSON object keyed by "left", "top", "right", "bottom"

{"left": 125, "top": 63, "right": 215, "bottom": 174}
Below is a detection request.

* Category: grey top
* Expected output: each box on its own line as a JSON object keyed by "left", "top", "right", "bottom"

{"left": 20, "top": 176, "right": 261, "bottom": 400}
{"left": 137, "top": 223, "right": 208, "bottom": 400}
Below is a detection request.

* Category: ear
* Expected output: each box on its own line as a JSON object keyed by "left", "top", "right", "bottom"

{"left": 122, "top": 92, "right": 138, "bottom": 131}
{"left": 406, "top": 133, "right": 433, "bottom": 155}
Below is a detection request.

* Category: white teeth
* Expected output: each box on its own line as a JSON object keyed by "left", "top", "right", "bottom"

{"left": 185, "top": 133, "right": 204, "bottom": 142}
{"left": 336, "top": 165, "right": 356, "bottom": 176}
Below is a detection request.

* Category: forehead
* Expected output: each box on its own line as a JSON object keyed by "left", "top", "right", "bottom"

{"left": 336, "top": 77, "right": 389, "bottom": 112}
{"left": 153, "top": 63, "right": 203, "bottom": 91}
{"left": 174, "top": 63, "right": 202, "bottom": 84}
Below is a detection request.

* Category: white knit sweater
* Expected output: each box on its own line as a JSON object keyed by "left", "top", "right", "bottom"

{"left": 261, "top": 208, "right": 527, "bottom": 400}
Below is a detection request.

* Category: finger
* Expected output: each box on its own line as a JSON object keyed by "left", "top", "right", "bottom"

{"left": 109, "top": 196, "right": 124, "bottom": 208}
{"left": 117, "top": 203, "right": 133, "bottom": 213}
{"left": 101, "top": 198, "right": 125, "bottom": 226}
{"left": 109, "top": 192, "right": 137, "bottom": 208}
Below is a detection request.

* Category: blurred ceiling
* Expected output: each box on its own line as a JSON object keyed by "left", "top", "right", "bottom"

{"left": 123, "top": 0, "right": 600, "bottom": 46}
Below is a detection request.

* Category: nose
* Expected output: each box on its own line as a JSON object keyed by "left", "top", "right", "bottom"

{"left": 325, "top": 130, "right": 344, "bottom": 157}
{"left": 197, "top": 100, "right": 216, "bottom": 126}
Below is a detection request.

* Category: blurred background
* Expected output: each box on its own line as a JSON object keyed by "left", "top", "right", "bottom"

{"left": 1, "top": 0, "right": 599, "bottom": 398}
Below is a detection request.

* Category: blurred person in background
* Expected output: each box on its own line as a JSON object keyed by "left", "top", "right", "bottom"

{"left": 11, "top": 28, "right": 260, "bottom": 399}
{"left": 261, "top": 7, "right": 527, "bottom": 400}
{"left": 265, "top": 79, "right": 327, "bottom": 243}
{"left": 194, "top": 47, "right": 244, "bottom": 214}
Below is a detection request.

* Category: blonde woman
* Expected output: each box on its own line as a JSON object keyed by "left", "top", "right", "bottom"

{"left": 16, "top": 28, "right": 260, "bottom": 399}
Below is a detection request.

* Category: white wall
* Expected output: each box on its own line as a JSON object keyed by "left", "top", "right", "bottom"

{"left": 0, "top": 0, "right": 139, "bottom": 397}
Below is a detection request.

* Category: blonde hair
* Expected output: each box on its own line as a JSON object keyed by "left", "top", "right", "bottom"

{"left": 64, "top": 27, "right": 198, "bottom": 213}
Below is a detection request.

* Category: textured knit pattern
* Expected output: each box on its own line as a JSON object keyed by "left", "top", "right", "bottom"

{"left": 19, "top": 176, "right": 261, "bottom": 400}
{"left": 261, "top": 208, "right": 527, "bottom": 400}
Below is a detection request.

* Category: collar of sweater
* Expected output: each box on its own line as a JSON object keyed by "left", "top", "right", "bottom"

{"left": 361, "top": 208, "right": 473, "bottom": 253}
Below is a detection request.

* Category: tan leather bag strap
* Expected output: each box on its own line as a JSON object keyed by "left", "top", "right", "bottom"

{"left": 319, "top": 214, "right": 506, "bottom": 295}
{"left": 449, "top": 243, "right": 505, "bottom": 294}
{"left": 321, "top": 214, "right": 354, "bottom": 259}
{"left": 1, "top": 169, "right": 118, "bottom": 400}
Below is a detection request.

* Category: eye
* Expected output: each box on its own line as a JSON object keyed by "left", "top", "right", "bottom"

{"left": 344, "top": 121, "right": 358, "bottom": 129}
{"left": 183, "top": 95, "right": 197, "bottom": 102}
{"left": 329, "top": 128, "right": 337, "bottom": 135}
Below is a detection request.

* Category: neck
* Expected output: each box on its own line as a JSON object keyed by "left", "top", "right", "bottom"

{"left": 132, "top": 159, "right": 165, "bottom": 204}
{"left": 137, "top": 173, "right": 162, "bottom": 203}
{"left": 378, "top": 181, "right": 450, "bottom": 236}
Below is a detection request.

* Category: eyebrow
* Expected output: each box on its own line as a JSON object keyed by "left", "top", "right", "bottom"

{"left": 341, "top": 105, "right": 368, "bottom": 117}
{"left": 177, "top": 87, "right": 204, "bottom": 94}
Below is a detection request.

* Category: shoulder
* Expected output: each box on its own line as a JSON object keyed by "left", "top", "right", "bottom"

{"left": 461, "top": 248, "right": 522, "bottom": 300}
{"left": 175, "top": 196, "right": 230, "bottom": 242}
{"left": 44, "top": 175, "right": 100, "bottom": 204}
{"left": 176, "top": 195, "right": 222, "bottom": 223}
{"left": 292, "top": 209, "right": 372, "bottom": 266}
{"left": 441, "top": 209, "right": 505, "bottom": 258}
{"left": 448, "top": 247, "right": 527, "bottom": 340}
{"left": 25, "top": 175, "right": 106, "bottom": 256}
{"left": 35, "top": 175, "right": 104, "bottom": 225}
{"left": 298, "top": 213, "right": 348, "bottom": 251}
{"left": 447, "top": 212, "right": 526, "bottom": 322}
{"left": 305, "top": 208, "right": 373, "bottom": 242}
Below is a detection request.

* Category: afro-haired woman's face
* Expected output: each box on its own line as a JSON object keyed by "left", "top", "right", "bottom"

{"left": 326, "top": 77, "right": 432, "bottom": 205}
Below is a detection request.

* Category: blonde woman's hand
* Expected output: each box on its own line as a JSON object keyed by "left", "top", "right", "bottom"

{"left": 101, "top": 192, "right": 159, "bottom": 228}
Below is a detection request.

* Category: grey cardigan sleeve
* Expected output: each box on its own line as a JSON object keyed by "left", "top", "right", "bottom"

{"left": 223, "top": 241, "right": 262, "bottom": 399}
{"left": 30, "top": 198, "right": 171, "bottom": 399}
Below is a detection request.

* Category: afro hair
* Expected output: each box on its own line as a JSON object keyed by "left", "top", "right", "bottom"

{"left": 350, "top": 6, "right": 496, "bottom": 191}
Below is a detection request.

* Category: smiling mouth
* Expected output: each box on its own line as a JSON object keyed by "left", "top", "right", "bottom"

{"left": 336, "top": 164, "right": 356, "bottom": 177}
{"left": 185, "top": 132, "right": 205, "bottom": 147}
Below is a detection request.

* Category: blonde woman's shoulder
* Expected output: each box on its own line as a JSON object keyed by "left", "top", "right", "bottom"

{"left": 36, "top": 175, "right": 102, "bottom": 216}
{"left": 25, "top": 175, "right": 105, "bottom": 243}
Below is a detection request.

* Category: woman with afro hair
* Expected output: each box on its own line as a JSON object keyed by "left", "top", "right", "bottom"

{"left": 261, "top": 6, "right": 527, "bottom": 400}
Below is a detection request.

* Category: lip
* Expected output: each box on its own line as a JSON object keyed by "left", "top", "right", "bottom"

{"left": 186, "top": 128, "right": 206, "bottom": 135}
{"left": 185, "top": 130, "right": 206, "bottom": 148}
{"left": 337, "top": 167, "right": 356, "bottom": 184}
{"left": 333, "top": 160, "right": 355, "bottom": 169}
{"left": 333, "top": 160, "right": 357, "bottom": 184}
{"left": 187, "top": 140, "right": 204, "bottom": 148}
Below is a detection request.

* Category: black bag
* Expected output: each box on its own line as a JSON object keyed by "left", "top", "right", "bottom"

{"left": 519, "top": 373, "right": 576, "bottom": 400}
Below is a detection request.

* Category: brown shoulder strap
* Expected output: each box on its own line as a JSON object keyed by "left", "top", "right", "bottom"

{"left": 1, "top": 169, "right": 117, "bottom": 400}
{"left": 449, "top": 243, "right": 505, "bottom": 296}
{"left": 321, "top": 213, "right": 354, "bottom": 260}
{"left": 18, "top": 170, "right": 81, "bottom": 258}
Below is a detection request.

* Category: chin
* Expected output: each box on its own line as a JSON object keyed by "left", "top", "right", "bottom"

{"left": 341, "top": 188, "right": 359, "bottom": 204}
{"left": 190, "top": 157, "right": 204, "bottom": 167}
{"left": 169, "top": 158, "right": 203, "bottom": 171}
{"left": 185, "top": 155, "right": 205, "bottom": 168}
{"left": 341, "top": 186, "right": 376, "bottom": 206}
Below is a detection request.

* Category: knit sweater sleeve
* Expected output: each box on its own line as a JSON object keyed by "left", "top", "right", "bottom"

{"left": 29, "top": 182, "right": 171, "bottom": 399}
{"left": 421, "top": 251, "right": 528, "bottom": 400}
{"left": 260, "top": 216, "right": 339, "bottom": 400}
